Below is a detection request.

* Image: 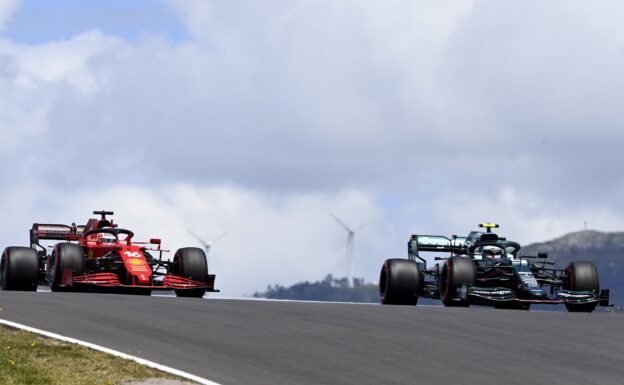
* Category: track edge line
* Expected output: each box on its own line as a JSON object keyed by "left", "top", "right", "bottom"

{"left": 0, "top": 318, "right": 222, "bottom": 385}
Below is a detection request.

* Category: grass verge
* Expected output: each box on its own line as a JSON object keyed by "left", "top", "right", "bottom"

{"left": 0, "top": 325, "right": 188, "bottom": 385}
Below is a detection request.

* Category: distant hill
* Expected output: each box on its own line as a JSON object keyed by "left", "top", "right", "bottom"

{"left": 522, "top": 230, "right": 624, "bottom": 305}
{"left": 253, "top": 275, "right": 378, "bottom": 303}
{"left": 254, "top": 230, "right": 623, "bottom": 306}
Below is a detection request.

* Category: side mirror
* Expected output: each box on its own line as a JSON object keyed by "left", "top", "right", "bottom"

{"left": 150, "top": 238, "right": 161, "bottom": 245}
{"left": 538, "top": 252, "right": 548, "bottom": 259}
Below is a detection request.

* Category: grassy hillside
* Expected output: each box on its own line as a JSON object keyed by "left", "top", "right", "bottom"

{"left": 522, "top": 230, "right": 623, "bottom": 305}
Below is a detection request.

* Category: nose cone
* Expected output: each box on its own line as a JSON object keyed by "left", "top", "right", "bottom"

{"left": 121, "top": 249, "right": 152, "bottom": 285}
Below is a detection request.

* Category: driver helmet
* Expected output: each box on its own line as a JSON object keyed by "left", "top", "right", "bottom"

{"left": 482, "top": 245, "right": 502, "bottom": 259}
{"left": 97, "top": 232, "right": 116, "bottom": 244}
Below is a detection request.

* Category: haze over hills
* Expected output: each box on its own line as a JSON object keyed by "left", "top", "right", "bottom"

{"left": 255, "top": 230, "right": 623, "bottom": 306}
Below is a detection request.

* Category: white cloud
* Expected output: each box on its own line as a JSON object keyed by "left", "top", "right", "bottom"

{"left": 427, "top": 186, "right": 624, "bottom": 245}
{"left": 0, "top": 0, "right": 19, "bottom": 32}
{"left": 4, "top": 0, "right": 620, "bottom": 195}
{"left": 4, "top": 29, "right": 122, "bottom": 95}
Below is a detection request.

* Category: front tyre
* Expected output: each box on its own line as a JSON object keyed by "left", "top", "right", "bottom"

{"left": 174, "top": 247, "right": 208, "bottom": 298}
{"left": 0, "top": 247, "right": 39, "bottom": 291}
{"left": 564, "top": 261, "right": 599, "bottom": 313}
{"left": 379, "top": 259, "right": 422, "bottom": 305}
{"left": 48, "top": 243, "right": 84, "bottom": 292}
{"left": 440, "top": 256, "right": 475, "bottom": 307}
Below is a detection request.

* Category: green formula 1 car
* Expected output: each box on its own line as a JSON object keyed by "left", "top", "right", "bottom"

{"left": 379, "top": 223, "right": 610, "bottom": 312}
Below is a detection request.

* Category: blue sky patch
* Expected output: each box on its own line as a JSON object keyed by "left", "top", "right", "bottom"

{"left": 2, "top": 0, "right": 191, "bottom": 43}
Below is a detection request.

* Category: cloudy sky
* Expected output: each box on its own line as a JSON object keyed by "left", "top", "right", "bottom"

{"left": 1, "top": 0, "right": 623, "bottom": 296}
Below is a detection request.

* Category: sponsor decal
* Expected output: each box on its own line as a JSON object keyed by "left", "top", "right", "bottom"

{"left": 518, "top": 272, "right": 539, "bottom": 288}
{"left": 418, "top": 236, "right": 450, "bottom": 246}
{"left": 558, "top": 292, "right": 592, "bottom": 298}
{"left": 452, "top": 237, "right": 467, "bottom": 246}
{"left": 418, "top": 236, "right": 467, "bottom": 247}
{"left": 125, "top": 257, "right": 149, "bottom": 272}
{"left": 470, "top": 288, "right": 513, "bottom": 296}
{"left": 127, "top": 258, "right": 145, "bottom": 266}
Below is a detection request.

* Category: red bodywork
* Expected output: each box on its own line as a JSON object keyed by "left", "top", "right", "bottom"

{"left": 31, "top": 212, "right": 218, "bottom": 294}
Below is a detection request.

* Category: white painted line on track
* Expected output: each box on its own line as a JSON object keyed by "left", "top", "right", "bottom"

{"left": 0, "top": 318, "right": 222, "bottom": 385}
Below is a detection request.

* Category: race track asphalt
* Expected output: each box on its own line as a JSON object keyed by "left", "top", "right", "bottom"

{"left": 0, "top": 291, "right": 623, "bottom": 385}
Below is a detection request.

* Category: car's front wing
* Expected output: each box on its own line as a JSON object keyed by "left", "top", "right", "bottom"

{"left": 465, "top": 286, "right": 608, "bottom": 306}
{"left": 59, "top": 270, "right": 219, "bottom": 292}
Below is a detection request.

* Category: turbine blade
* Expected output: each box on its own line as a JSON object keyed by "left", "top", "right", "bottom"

{"left": 187, "top": 228, "right": 211, "bottom": 250}
{"left": 330, "top": 213, "right": 353, "bottom": 233}
{"left": 356, "top": 220, "right": 373, "bottom": 231}
{"left": 210, "top": 231, "right": 229, "bottom": 244}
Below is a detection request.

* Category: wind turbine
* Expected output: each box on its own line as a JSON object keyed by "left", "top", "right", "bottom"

{"left": 330, "top": 213, "right": 371, "bottom": 288}
{"left": 187, "top": 229, "right": 228, "bottom": 257}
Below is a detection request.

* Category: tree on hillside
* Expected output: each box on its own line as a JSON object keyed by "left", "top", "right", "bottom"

{"left": 253, "top": 274, "right": 379, "bottom": 303}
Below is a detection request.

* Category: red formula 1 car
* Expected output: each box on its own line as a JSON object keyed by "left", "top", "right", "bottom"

{"left": 0, "top": 210, "right": 218, "bottom": 297}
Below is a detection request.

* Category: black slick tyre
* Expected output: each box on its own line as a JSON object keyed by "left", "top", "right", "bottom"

{"left": 564, "top": 261, "right": 599, "bottom": 313}
{"left": 440, "top": 256, "right": 475, "bottom": 307}
{"left": 174, "top": 247, "right": 208, "bottom": 298}
{"left": 0, "top": 247, "right": 39, "bottom": 291}
{"left": 48, "top": 243, "right": 84, "bottom": 292}
{"left": 379, "top": 259, "right": 422, "bottom": 305}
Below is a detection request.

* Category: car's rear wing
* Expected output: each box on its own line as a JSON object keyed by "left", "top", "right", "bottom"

{"left": 407, "top": 234, "right": 468, "bottom": 262}
{"left": 30, "top": 223, "right": 85, "bottom": 248}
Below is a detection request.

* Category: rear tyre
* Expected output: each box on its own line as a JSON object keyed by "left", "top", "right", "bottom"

{"left": 379, "top": 259, "right": 422, "bottom": 305}
{"left": 48, "top": 243, "right": 84, "bottom": 292}
{"left": 0, "top": 247, "right": 39, "bottom": 291}
{"left": 564, "top": 261, "right": 599, "bottom": 313}
{"left": 440, "top": 256, "right": 475, "bottom": 307}
{"left": 174, "top": 247, "right": 208, "bottom": 298}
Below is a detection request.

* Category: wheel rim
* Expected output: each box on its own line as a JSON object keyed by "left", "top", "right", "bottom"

{"left": 379, "top": 263, "right": 389, "bottom": 302}
{"left": 49, "top": 252, "right": 57, "bottom": 287}
{"left": 440, "top": 263, "right": 451, "bottom": 303}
